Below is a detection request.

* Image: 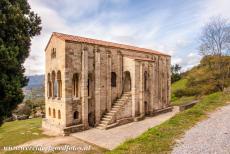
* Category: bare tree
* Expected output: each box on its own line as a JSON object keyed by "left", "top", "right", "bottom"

{"left": 199, "top": 16, "right": 230, "bottom": 56}
{"left": 199, "top": 16, "right": 230, "bottom": 91}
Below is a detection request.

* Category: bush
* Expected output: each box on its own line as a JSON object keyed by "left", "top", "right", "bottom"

{"left": 174, "top": 88, "right": 200, "bottom": 98}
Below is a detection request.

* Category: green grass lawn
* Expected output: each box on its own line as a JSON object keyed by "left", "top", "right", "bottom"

{"left": 0, "top": 118, "right": 46, "bottom": 147}
{"left": 108, "top": 92, "right": 230, "bottom": 154}
{"left": 0, "top": 118, "right": 48, "bottom": 154}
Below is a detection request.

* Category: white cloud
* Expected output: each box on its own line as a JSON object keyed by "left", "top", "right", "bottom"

{"left": 24, "top": 0, "right": 230, "bottom": 75}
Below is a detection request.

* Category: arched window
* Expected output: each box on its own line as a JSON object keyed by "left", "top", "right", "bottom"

{"left": 144, "top": 71, "right": 148, "bottom": 91}
{"left": 48, "top": 107, "right": 51, "bottom": 116}
{"left": 57, "top": 71, "right": 62, "bottom": 98}
{"left": 111, "top": 72, "right": 116, "bottom": 87}
{"left": 88, "top": 74, "right": 92, "bottom": 97}
{"left": 51, "top": 71, "right": 57, "bottom": 97}
{"left": 47, "top": 73, "right": 52, "bottom": 97}
{"left": 58, "top": 110, "right": 61, "bottom": 119}
{"left": 123, "top": 71, "right": 131, "bottom": 92}
{"left": 73, "top": 73, "right": 79, "bottom": 97}
{"left": 73, "top": 111, "right": 79, "bottom": 119}
{"left": 53, "top": 109, "right": 56, "bottom": 118}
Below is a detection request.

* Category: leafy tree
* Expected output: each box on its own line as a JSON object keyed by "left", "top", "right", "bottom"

{"left": 0, "top": 0, "right": 41, "bottom": 125}
{"left": 171, "top": 64, "right": 182, "bottom": 83}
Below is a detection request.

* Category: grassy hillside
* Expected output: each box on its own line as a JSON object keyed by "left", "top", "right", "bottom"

{"left": 109, "top": 92, "right": 230, "bottom": 154}
{"left": 171, "top": 79, "right": 188, "bottom": 94}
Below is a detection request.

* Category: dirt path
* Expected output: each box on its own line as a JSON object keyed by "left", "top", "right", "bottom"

{"left": 71, "top": 106, "right": 179, "bottom": 150}
{"left": 172, "top": 103, "right": 230, "bottom": 154}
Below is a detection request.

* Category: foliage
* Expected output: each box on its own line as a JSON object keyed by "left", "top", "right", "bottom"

{"left": 171, "top": 64, "right": 182, "bottom": 83}
{"left": 0, "top": 0, "right": 41, "bottom": 125}
{"left": 109, "top": 92, "right": 230, "bottom": 154}
{"left": 171, "top": 79, "right": 188, "bottom": 102}
{"left": 199, "top": 16, "right": 230, "bottom": 91}
{"left": 171, "top": 96, "right": 197, "bottom": 106}
{"left": 174, "top": 88, "right": 200, "bottom": 98}
{"left": 186, "top": 56, "right": 230, "bottom": 95}
{"left": 13, "top": 103, "right": 31, "bottom": 116}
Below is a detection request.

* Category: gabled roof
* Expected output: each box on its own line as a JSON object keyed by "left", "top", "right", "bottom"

{"left": 46, "top": 32, "right": 170, "bottom": 56}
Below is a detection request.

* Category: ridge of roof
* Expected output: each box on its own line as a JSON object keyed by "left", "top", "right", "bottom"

{"left": 47, "top": 32, "right": 170, "bottom": 56}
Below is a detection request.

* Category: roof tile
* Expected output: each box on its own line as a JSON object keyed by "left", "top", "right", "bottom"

{"left": 52, "top": 32, "right": 170, "bottom": 56}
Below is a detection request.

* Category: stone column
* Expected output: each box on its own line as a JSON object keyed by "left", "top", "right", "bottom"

{"left": 106, "top": 50, "right": 112, "bottom": 111}
{"left": 152, "top": 62, "right": 158, "bottom": 110}
{"left": 81, "top": 46, "right": 89, "bottom": 128}
{"left": 167, "top": 57, "right": 171, "bottom": 106}
{"left": 158, "top": 57, "right": 163, "bottom": 109}
{"left": 117, "top": 50, "right": 123, "bottom": 96}
{"left": 132, "top": 61, "right": 140, "bottom": 117}
{"left": 139, "top": 63, "right": 145, "bottom": 116}
{"left": 95, "top": 47, "right": 101, "bottom": 125}
{"left": 149, "top": 63, "right": 154, "bottom": 114}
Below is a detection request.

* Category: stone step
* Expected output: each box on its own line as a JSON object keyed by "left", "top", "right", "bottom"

{"left": 106, "top": 112, "right": 115, "bottom": 116}
{"left": 104, "top": 115, "right": 113, "bottom": 118}
{"left": 113, "top": 105, "right": 122, "bottom": 109}
{"left": 110, "top": 110, "right": 118, "bottom": 113}
{"left": 98, "top": 123, "right": 107, "bottom": 127}
{"left": 96, "top": 126, "right": 105, "bottom": 130}
{"left": 102, "top": 117, "right": 111, "bottom": 121}
{"left": 101, "top": 120, "right": 109, "bottom": 124}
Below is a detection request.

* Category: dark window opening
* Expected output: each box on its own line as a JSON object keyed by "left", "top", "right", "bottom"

{"left": 144, "top": 71, "right": 148, "bottom": 91}
{"left": 73, "top": 111, "right": 79, "bottom": 119}
{"left": 111, "top": 72, "right": 116, "bottom": 87}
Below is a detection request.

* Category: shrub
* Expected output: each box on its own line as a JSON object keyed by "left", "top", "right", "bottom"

{"left": 174, "top": 88, "right": 200, "bottom": 98}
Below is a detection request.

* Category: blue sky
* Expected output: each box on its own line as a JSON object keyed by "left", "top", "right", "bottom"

{"left": 25, "top": 0, "right": 230, "bottom": 75}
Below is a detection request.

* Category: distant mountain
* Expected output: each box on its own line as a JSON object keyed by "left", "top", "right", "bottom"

{"left": 26, "top": 75, "right": 44, "bottom": 89}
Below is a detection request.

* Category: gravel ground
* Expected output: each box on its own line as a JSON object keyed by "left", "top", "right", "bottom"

{"left": 172, "top": 104, "right": 230, "bottom": 154}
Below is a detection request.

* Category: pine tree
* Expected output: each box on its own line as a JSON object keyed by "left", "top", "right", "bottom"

{"left": 0, "top": 0, "right": 41, "bottom": 125}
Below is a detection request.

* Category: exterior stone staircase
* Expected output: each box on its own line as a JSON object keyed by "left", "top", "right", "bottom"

{"left": 97, "top": 92, "right": 132, "bottom": 130}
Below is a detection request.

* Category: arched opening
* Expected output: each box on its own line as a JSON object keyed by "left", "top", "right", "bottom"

{"left": 58, "top": 110, "right": 61, "bottom": 119}
{"left": 48, "top": 107, "right": 51, "bottom": 116}
{"left": 53, "top": 109, "right": 56, "bottom": 118}
{"left": 88, "top": 112, "right": 95, "bottom": 127}
{"left": 51, "top": 71, "right": 57, "bottom": 97}
{"left": 57, "top": 71, "right": 62, "bottom": 98}
{"left": 111, "top": 72, "right": 116, "bottom": 87}
{"left": 73, "top": 73, "right": 79, "bottom": 97}
{"left": 144, "top": 71, "right": 148, "bottom": 91}
{"left": 73, "top": 111, "right": 79, "bottom": 119}
{"left": 144, "top": 101, "right": 148, "bottom": 115}
{"left": 47, "top": 73, "right": 52, "bottom": 98}
{"left": 123, "top": 71, "right": 131, "bottom": 92}
{"left": 88, "top": 74, "right": 93, "bottom": 97}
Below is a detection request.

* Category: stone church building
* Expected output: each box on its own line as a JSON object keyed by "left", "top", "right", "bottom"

{"left": 42, "top": 32, "right": 171, "bottom": 135}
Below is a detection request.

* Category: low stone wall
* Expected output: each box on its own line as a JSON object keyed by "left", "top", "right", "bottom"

{"left": 179, "top": 100, "right": 199, "bottom": 111}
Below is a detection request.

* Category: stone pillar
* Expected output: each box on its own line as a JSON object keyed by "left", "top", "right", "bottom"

{"left": 132, "top": 61, "right": 140, "bottom": 117}
{"left": 149, "top": 63, "right": 154, "bottom": 113}
{"left": 167, "top": 57, "right": 171, "bottom": 106}
{"left": 139, "top": 63, "right": 145, "bottom": 116}
{"left": 81, "top": 46, "right": 89, "bottom": 128}
{"left": 158, "top": 57, "right": 163, "bottom": 109}
{"left": 106, "top": 50, "right": 112, "bottom": 111}
{"left": 152, "top": 62, "right": 158, "bottom": 110}
{"left": 95, "top": 47, "right": 101, "bottom": 125}
{"left": 117, "top": 50, "right": 123, "bottom": 96}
